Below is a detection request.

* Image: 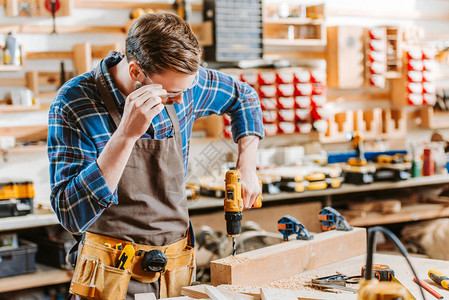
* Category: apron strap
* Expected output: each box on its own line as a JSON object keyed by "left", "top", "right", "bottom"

{"left": 94, "top": 61, "right": 122, "bottom": 128}
{"left": 165, "top": 104, "right": 181, "bottom": 136}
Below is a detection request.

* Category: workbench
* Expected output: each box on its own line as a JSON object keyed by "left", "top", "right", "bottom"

{"left": 182, "top": 253, "right": 449, "bottom": 299}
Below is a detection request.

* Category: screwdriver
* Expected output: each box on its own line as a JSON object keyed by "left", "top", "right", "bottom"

{"left": 429, "top": 269, "right": 449, "bottom": 289}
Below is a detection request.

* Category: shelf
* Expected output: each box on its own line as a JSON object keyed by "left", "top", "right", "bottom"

{"left": 0, "top": 212, "right": 59, "bottom": 233}
{"left": 0, "top": 104, "right": 41, "bottom": 113}
{"left": 264, "top": 18, "right": 324, "bottom": 25}
{"left": 345, "top": 203, "right": 449, "bottom": 227}
{"left": 0, "top": 264, "right": 72, "bottom": 293}
{"left": 263, "top": 38, "right": 326, "bottom": 47}
{"left": 188, "top": 174, "right": 449, "bottom": 211}
{"left": 420, "top": 107, "right": 449, "bottom": 129}
{"left": 0, "top": 65, "right": 23, "bottom": 72}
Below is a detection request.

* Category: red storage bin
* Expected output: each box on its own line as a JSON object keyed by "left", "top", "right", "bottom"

{"left": 240, "top": 73, "right": 257, "bottom": 86}
{"left": 407, "top": 83, "right": 423, "bottom": 94}
{"left": 310, "top": 70, "right": 326, "bottom": 83}
{"left": 295, "top": 109, "right": 310, "bottom": 121}
{"left": 407, "top": 60, "right": 424, "bottom": 71}
{"left": 264, "top": 123, "right": 278, "bottom": 136}
{"left": 422, "top": 71, "right": 434, "bottom": 82}
{"left": 258, "top": 72, "right": 276, "bottom": 85}
{"left": 276, "top": 72, "right": 294, "bottom": 84}
{"left": 293, "top": 70, "right": 311, "bottom": 83}
{"left": 278, "top": 122, "right": 296, "bottom": 134}
{"left": 262, "top": 110, "right": 278, "bottom": 123}
{"left": 277, "top": 84, "right": 294, "bottom": 97}
{"left": 277, "top": 97, "right": 295, "bottom": 109}
{"left": 407, "top": 49, "right": 422, "bottom": 60}
{"left": 423, "top": 93, "right": 436, "bottom": 105}
{"left": 260, "top": 98, "right": 277, "bottom": 110}
{"left": 422, "top": 82, "right": 435, "bottom": 94}
{"left": 311, "top": 95, "right": 326, "bottom": 107}
{"left": 296, "top": 122, "right": 312, "bottom": 133}
{"left": 294, "top": 83, "right": 313, "bottom": 96}
{"left": 312, "top": 83, "right": 326, "bottom": 95}
{"left": 223, "top": 114, "right": 231, "bottom": 126}
{"left": 259, "top": 85, "right": 277, "bottom": 98}
{"left": 294, "top": 96, "right": 311, "bottom": 108}
{"left": 407, "top": 71, "right": 423, "bottom": 82}
{"left": 278, "top": 109, "right": 295, "bottom": 122}
{"left": 408, "top": 93, "right": 423, "bottom": 105}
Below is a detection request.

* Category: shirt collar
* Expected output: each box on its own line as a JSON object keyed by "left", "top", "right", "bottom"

{"left": 100, "top": 51, "right": 126, "bottom": 108}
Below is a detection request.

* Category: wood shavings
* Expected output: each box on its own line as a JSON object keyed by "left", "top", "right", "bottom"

{"left": 217, "top": 255, "right": 252, "bottom": 266}
{"left": 264, "top": 274, "right": 316, "bottom": 291}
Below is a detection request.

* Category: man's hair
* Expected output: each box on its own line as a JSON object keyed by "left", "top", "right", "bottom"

{"left": 126, "top": 12, "right": 201, "bottom": 75}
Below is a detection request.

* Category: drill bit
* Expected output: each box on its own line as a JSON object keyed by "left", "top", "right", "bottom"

{"left": 232, "top": 237, "right": 236, "bottom": 256}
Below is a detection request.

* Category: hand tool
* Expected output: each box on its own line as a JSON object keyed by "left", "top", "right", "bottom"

{"left": 115, "top": 243, "right": 122, "bottom": 251}
{"left": 343, "top": 131, "right": 376, "bottom": 185}
{"left": 358, "top": 226, "right": 424, "bottom": 300}
{"left": 224, "top": 170, "right": 262, "bottom": 256}
{"left": 277, "top": 215, "right": 313, "bottom": 241}
{"left": 44, "top": 0, "right": 60, "bottom": 34}
{"left": 141, "top": 250, "right": 167, "bottom": 272}
{"left": 361, "top": 264, "right": 395, "bottom": 282}
{"left": 429, "top": 269, "right": 449, "bottom": 289}
{"left": 114, "top": 245, "right": 135, "bottom": 270}
{"left": 413, "top": 277, "right": 444, "bottom": 299}
{"left": 103, "top": 243, "right": 111, "bottom": 248}
{"left": 318, "top": 206, "right": 352, "bottom": 231}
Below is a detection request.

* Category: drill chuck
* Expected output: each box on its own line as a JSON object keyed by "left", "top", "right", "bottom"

{"left": 225, "top": 211, "right": 242, "bottom": 236}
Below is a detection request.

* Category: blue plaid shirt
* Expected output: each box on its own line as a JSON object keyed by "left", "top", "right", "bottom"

{"left": 48, "top": 53, "right": 264, "bottom": 234}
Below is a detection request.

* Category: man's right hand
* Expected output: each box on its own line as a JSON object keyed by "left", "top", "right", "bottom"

{"left": 117, "top": 84, "right": 166, "bottom": 141}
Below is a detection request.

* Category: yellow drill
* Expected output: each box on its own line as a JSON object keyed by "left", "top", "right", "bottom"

{"left": 224, "top": 170, "right": 262, "bottom": 256}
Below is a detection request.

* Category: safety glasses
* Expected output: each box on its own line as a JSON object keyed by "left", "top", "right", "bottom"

{"left": 137, "top": 61, "right": 199, "bottom": 98}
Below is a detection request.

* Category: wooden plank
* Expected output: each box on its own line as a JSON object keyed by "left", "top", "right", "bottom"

{"left": 192, "top": 114, "right": 223, "bottom": 138}
{"left": 261, "top": 288, "right": 297, "bottom": 300}
{"left": 0, "top": 77, "right": 25, "bottom": 86}
{"left": 263, "top": 50, "right": 326, "bottom": 61}
{"left": 0, "top": 125, "right": 47, "bottom": 140}
{"left": 205, "top": 286, "right": 227, "bottom": 300}
{"left": 0, "top": 264, "right": 72, "bottom": 293}
{"left": 345, "top": 203, "right": 449, "bottom": 227}
{"left": 0, "top": 24, "right": 125, "bottom": 34}
{"left": 181, "top": 285, "right": 258, "bottom": 300}
{"left": 73, "top": 43, "right": 92, "bottom": 75}
{"left": 25, "top": 70, "right": 39, "bottom": 96}
{"left": 91, "top": 43, "right": 119, "bottom": 59}
{"left": 327, "top": 8, "right": 449, "bottom": 21}
{"left": 26, "top": 51, "right": 73, "bottom": 60}
{"left": 210, "top": 228, "right": 366, "bottom": 286}
{"left": 74, "top": 0, "right": 202, "bottom": 11}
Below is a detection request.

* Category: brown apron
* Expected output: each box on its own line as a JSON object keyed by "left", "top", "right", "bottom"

{"left": 75, "top": 59, "right": 190, "bottom": 299}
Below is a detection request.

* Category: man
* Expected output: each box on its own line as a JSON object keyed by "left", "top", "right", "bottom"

{"left": 48, "top": 12, "right": 263, "bottom": 299}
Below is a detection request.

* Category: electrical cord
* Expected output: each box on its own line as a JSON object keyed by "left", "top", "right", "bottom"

{"left": 365, "top": 226, "right": 426, "bottom": 300}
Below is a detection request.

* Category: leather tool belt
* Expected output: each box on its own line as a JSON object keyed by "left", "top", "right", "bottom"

{"left": 69, "top": 232, "right": 195, "bottom": 300}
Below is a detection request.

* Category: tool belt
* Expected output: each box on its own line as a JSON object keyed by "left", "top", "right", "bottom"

{"left": 69, "top": 232, "right": 195, "bottom": 300}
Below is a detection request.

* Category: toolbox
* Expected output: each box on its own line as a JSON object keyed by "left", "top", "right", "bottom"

{"left": 22, "top": 227, "right": 77, "bottom": 270}
{"left": 0, "top": 181, "right": 34, "bottom": 218}
{"left": 0, "top": 240, "right": 37, "bottom": 278}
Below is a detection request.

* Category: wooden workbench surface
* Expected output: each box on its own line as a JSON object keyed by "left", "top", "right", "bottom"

{"left": 183, "top": 253, "right": 449, "bottom": 299}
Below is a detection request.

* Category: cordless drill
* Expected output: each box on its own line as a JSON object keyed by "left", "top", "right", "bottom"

{"left": 224, "top": 170, "right": 262, "bottom": 256}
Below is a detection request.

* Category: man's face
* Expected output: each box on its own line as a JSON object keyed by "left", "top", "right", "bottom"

{"left": 137, "top": 69, "right": 198, "bottom": 105}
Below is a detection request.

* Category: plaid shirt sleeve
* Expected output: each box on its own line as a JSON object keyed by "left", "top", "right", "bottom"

{"left": 193, "top": 67, "right": 264, "bottom": 142}
{"left": 47, "top": 91, "right": 118, "bottom": 235}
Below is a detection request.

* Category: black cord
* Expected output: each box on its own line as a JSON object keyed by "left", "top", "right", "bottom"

{"left": 365, "top": 226, "right": 426, "bottom": 300}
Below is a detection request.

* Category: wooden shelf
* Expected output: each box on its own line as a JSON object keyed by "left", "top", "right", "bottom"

{"left": 0, "top": 264, "right": 72, "bottom": 293}
{"left": 420, "top": 107, "right": 449, "bottom": 129}
{"left": 264, "top": 18, "right": 324, "bottom": 25}
{"left": 0, "top": 65, "right": 23, "bottom": 72}
{"left": 263, "top": 38, "right": 326, "bottom": 47}
{"left": 0, "top": 212, "right": 59, "bottom": 233}
{"left": 345, "top": 203, "right": 449, "bottom": 227}
{"left": 189, "top": 174, "right": 449, "bottom": 211}
{"left": 0, "top": 104, "right": 41, "bottom": 113}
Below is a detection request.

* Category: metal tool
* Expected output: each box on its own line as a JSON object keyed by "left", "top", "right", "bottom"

{"left": 318, "top": 206, "right": 352, "bottom": 231}
{"left": 114, "top": 245, "right": 135, "bottom": 270}
{"left": 429, "top": 269, "right": 449, "bottom": 289}
{"left": 224, "top": 170, "right": 262, "bottom": 256}
{"left": 277, "top": 215, "right": 313, "bottom": 241}
{"left": 141, "top": 249, "right": 168, "bottom": 273}
{"left": 361, "top": 264, "right": 394, "bottom": 282}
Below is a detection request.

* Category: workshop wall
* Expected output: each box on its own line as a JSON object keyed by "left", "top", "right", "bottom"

{"left": 1, "top": 0, "right": 449, "bottom": 207}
